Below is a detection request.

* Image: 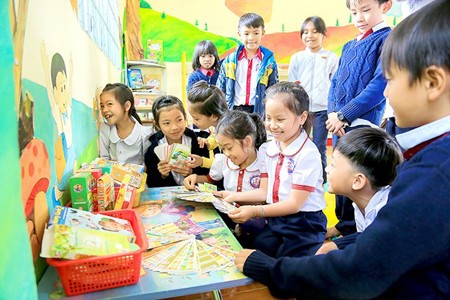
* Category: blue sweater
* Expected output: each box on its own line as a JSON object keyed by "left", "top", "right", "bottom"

{"left": 217, "top": 44, "right": 278, "bottom": 116}
{"left": 328, "top": 27, "right": 391, "bottom": 125}
{"left": 243, "top": 134, "right": 450, "bottom": 299}
{"left": 186, "top": 69, "right": 219, "bottom": 91}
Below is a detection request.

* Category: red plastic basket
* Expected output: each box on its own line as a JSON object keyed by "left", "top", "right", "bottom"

{"left": 47, "top": 209, "right": 148, "bottom": 296}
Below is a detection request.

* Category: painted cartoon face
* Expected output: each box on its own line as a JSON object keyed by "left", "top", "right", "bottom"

{"left": 199, "top": 53, "right": 215, "bottom": 70}
{"left": 349, "top": 0, "right": 390, "bottom": 35}
{"left": 238, "top": 25, "right": 264, "bottom": 53}
{"left": 157, "top": 107, "right": 186, "bottom": 144}
{"left": 54, "top": 71, "right": 69, "bottom": 113}
{"left": 188, "top": 105, "right": 216, "bottom": 130}
{"left": 326, "top": 150, "right": 356, "bottom": 196}
{"left": 140, "top": 204, "right": 162, "bottom": 218}
{"left": 301, "top": 21, "right": 324, "bottom": 52}
{"left": 265, "top": 95, "right": 306, "bottom": 149}
{"left": 99, "top": 91, "right": 129, "bottom": 125}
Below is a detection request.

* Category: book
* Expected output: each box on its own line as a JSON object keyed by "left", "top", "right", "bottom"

{"left": 146, "top": 40, "right": 164, "bottom": 64}
{"left": 127, "top": 68, "right": 144, "bottom": 89}
{"left": 48, "top": 206, "right": 136, "bottom": 242}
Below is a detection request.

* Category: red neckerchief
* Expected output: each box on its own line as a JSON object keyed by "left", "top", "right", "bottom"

{"left": 403, "top": 132, "right": 449, "bottom": 160}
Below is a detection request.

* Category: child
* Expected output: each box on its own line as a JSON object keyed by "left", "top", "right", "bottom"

{"left": 99, "top": 83, "right": 153, "bottom": 165}
{"left": 217, "top": 13, "right": 278, "bottom": 116}
{"left": 326, "top": 0, "right": 393, "bottom": 239}
{"left": 234, "top": 1, "right": 450, "bottom": 298}
{"left": 315, "top": 127, "right": 402, "bottom": 254}
{"left": 288, "top": 16, "right": 339, "bottom": 182}
{"left": 186, "top": 40, "right": 220, "bottom": 91}
{"left": 184, "top": 110, "right": 267, "bottom": 194}
{"left": 144, "top": 95, "right": 209, "bottom": 188}
{"left": 224, "top": 81, "right": 327, "bottom": 258}
{"left": 185, "top": 80, "right": 229, "bottom": 169}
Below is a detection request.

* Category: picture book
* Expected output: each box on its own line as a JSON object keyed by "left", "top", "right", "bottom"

{"left": 46, "top": 224, "right": 136, "bottom": 259}
{"left": 127, "top": 68, "right": 144, "bottom": 89}
{"left": 146, "top": 39, "right": 164, "bottom": 64}
{"left": 143, "top": 73, "right": 162, "bottom": 91}
{"left": 48, "top": 206, "right": 135, "bottom": 242}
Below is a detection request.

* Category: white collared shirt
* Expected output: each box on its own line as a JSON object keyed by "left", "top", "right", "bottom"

{"left": 209, "top": 145, "right": 266, "bottom": 192}
{"left": 159, "top": 134, "right": 192, "bottom": 186}
{"left": 99, "top": 118, "right": 153, "bottom": 165}
{"left": 234, "top": 52, "right": 262, "bottom": 106}
{"left": 353, "top": 186, "right": 390, "bottom": 232}
{"left": 396, "top": 116, "right": 450, "bottom": 150}
{"left": 260, "top": 130, "right": 326, "bottom": 211}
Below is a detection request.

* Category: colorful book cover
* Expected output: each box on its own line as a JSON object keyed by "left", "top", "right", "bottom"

{"left": 146, "top": 40, "right": 164, "bottom": 64}
{"left": 48, "top": 224, "right": 134, "bottom": 259}
{"left": 127, "top": 68, "right": 144, "bottom": 89}
{"left": 48, "top": 206, "right": 135, "bottom": 242}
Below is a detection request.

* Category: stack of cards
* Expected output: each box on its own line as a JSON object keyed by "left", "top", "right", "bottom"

{"left": 154, "top": 143, "right": 191, "bottom": 166}
{"left": 145, "top": 222, "right": 191, "bottom": 249}
{"left": 142, "top": 238, "right": 237, "bottom": 274}
{"left": 172, "top": 188, "right": 238, "bottom": 214}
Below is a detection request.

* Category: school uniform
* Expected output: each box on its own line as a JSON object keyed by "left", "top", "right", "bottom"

{"left": 99, "top": 117, "right": 153, "bottom": 165}
{"left": 144, "top": 128, "right": 209, "bottom": 188}
{"left": 255, "top": 130, "right": 327, "bottom": 258}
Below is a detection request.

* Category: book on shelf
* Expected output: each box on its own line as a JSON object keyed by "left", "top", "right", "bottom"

{"left": 146, "top": 40, "right": 164, "bottom": 64}
{"left": 127, "top": 68, "right": 144, "bottom": 89}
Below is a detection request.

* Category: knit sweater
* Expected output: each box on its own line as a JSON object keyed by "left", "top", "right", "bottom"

{"left": 243, "top": 133, "right": 450, "bottom": 299}
{"left": 288, "top": 48, "right": 338, "bottom": 112}
{"left": 186, "top": 69, "right": 219, "bottom": 91}
{"left": 328, "top": 27, "right": 391, "bottom": 125}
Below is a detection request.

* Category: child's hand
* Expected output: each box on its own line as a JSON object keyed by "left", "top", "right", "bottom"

{"left": 234, "top": 249, "right": 256, "bottom": 272}
{"left": 325, "top": 226, "right": 341, "bottom": 239}
{"left": 186, "top": 154, "right": 203, "bottom": 168}
{"left": 157, "top": 160, "right": 172, "bottom": 178}
{"left": 197, "top": 137, "right": 209, "bottom": 148}
{"left": 326, "top": 112, "right": 346, "bottom": 134}
{"left": 171, "top": 164, "right": 193, "bottom": 177}
{"left": 222, "top": 191, "right": 238, "bottom": 203}
{"left": 184, "top": 174, "right": 198, "bottom": 190}
{"left": 315, "top": 241, "right": 338, "bottom": 255}
{"left": 228, "top": 206, "right": 253, "bottom": 223}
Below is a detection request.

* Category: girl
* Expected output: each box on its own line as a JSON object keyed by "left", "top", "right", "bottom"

{"left": 186, "top": 40, "right": 220, "bottom": 91}
{"left": 224, "top": 81, "right": 327, "bottom": 258}
{"left": 186, "top": 80, "right": 229, "bottom": 169}
{"left": 144, "top": 95, "right": 209, "bottom": 188}
{"left": 288, "top": 16, "right": 338, "bottom": 182}
{"left": 99, "top": 83, "right": 153, "bottom": 165}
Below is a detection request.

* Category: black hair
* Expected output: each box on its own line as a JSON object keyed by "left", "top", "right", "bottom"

{"left": 216, "top": 110, "right": 267, "bottom": 149}
{"left": 335, "top": 127, "right": 403, "bottom": 189}
{"left": 50, "top": 53, "right": 66, "bottom": 88}
{"left": 264, "top": 81, "right": 312, "bottom": 134}
{"left": 187, "top": 81, "right": 229, "bottom": 117}
{"left": 346, "top": 0, "right": 390, "bottom": 9}
{"left": 101, "top": 83, "right": 142, "bottom": 124}
{"left": 152, "top": 95, "right": 186, "bottom": 129}
{"left": 191, "top": 40, "right": 221, "bottom": 72}
{"left": 301, "top": 16, "right": 327, "bottom": 36}
{"left": 238, "top": 13, "right": 265, "bottom": 30}
{"left": 382, "top": 0, "right": 450, "bottom": 85}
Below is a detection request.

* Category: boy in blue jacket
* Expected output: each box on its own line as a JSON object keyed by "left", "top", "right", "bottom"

{"left": 217, "top": 13, "right": 278, "bottom": 117}
{"left": 234, "top": 1, "right": 450, "bottom": 298}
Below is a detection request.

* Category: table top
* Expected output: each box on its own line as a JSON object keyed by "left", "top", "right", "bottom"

{"left": 37, "top": 186, "right": 252, "bottom": 299}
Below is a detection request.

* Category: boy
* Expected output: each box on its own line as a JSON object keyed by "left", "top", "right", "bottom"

{"left": 234, "top": 1, "right": 450, "bottom": 298}
{"left": 315, "top": 127, "right": 402, "bottom": 255}
{"left": 217, "top": 13, "right": 278, "bottom": 117}
{"left": 326, "top": 0, "right": 393, "bottom": 239}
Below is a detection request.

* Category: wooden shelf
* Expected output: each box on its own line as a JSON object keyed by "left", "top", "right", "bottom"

{"left": 127, "top": 60, "right": 165, "bottom": 68}
{"left": 136, "top": 105, "right": 153, "bottom": 110}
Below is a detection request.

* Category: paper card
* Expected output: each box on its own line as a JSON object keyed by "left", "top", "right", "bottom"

{"left": 154, "top": 144, "right": 167, "bottom": 161}
{"left": 168, "top": 143, "right": 191, "bottom": 166}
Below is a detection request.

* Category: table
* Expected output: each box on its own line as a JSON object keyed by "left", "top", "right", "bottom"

{"left": 37, "top": 187, "right": 252, "bottom": 299}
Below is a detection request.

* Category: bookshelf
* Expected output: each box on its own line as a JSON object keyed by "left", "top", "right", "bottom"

{"left": 125, "top": 60, "right": 166, "bottom": 127}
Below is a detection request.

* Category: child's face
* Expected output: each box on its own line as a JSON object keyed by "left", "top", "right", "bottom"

{"left": 265, "top": 96, "right": 306, "bottom": 148}
{"left": 217, "top": 133, "right": 248, "bottom": 167}
{"left": 157, "top": 107, "right": 186, "bottom": 144}
{"left": 199, "top": 53, "right": 215, "bottom": 70}
{"left": 100, "top": 91, "right": 129, "bottom": 125}
{"left": 140, "top": 204, "right": 162, "bottom": 218}
{"left": 238, "top": 26, "right": 264, "bottom": 53}
{"left": 383, "top": 65, "right": 427, "bottom": 128}
{"left": 301, "top": 21, "right": 324, "bottom": 52}
{"left": 54, "top": 71, "right": 69, "bottom": 113}
{"left": 326, "top": 150, "right": 356, "bottom": 196}
{"left": 188, "top": 105, "right": 217, "bottom": 130}
{"left": 349, "top": 0, "right": 391, "bottom": 35}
